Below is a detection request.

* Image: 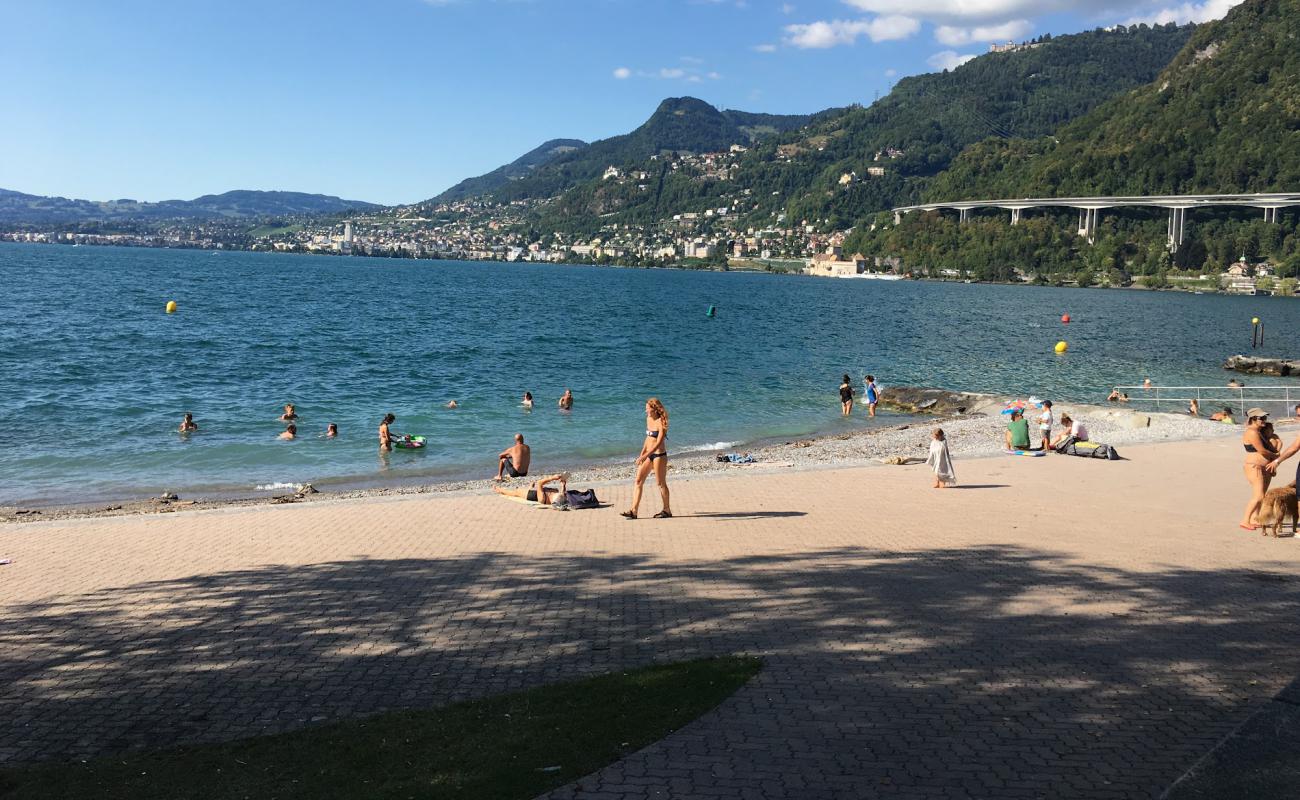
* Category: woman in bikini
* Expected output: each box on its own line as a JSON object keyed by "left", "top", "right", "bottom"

{"left": 622, "top": 397, "right": 671, "bottom": 519}
{"left": 1240, "top": 409, "right": 1277, "bottom": 531}
{"left": 492, "top": 473, "right": 569, "bottom": 505}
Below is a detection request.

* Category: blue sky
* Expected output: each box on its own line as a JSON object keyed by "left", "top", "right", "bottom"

{"left": 1, "top": 0, "right": 1239, "bottom": 205}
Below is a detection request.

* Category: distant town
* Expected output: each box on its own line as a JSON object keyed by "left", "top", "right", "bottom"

{"left": 2, "top": 143, "right": 1290, "bottom": 295}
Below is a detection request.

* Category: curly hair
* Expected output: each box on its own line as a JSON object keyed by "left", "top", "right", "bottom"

{"left": 646, "top": 397, "right": 668, "bottom": 425}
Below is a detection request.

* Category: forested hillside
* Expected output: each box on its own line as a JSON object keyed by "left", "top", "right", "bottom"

{"left": 421, "top": 98, "right": 821, "bottom": 207}
{"left": 929, "top": 0, "right": 1300, "bottom": 199}
{"left": 519, "top": 23, "right": 1192, "bottom": 234}
{"left": 855, "top": 0, "right": 1300, "bottom": 283}
{"left": 433, "top": 139, "right": 588, "bottom": 204}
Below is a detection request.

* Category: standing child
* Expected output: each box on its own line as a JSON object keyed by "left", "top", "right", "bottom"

{"left": 1037, "top": 400, "right": 1053, "bottom": 451}
{"left": 927, "top": 429, "right": 956, "bottom": 488}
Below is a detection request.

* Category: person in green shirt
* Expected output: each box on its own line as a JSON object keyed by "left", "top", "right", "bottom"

{"left": 1005, "top": 409, "right": 1032, "bottom": 451}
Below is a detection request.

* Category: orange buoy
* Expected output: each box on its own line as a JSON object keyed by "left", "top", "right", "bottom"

{"left": 1061, "top": 313, "right": 1071, "bottom": 324}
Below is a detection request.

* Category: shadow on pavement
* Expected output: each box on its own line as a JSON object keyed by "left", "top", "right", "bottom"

{"left": 3, "top": 545, "right": 1299, "bottom": 797}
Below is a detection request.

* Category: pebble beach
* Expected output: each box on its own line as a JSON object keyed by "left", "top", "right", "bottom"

{"left": 1, "top": 391, "right": 1238, "bottom": 524}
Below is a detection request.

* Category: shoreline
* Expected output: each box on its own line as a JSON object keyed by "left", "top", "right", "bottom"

{"left": 1, "top": 393, "right": 1237, "bottom": 525}
{"left": 0, "top": 241, "right": 1268, "bottom": 295}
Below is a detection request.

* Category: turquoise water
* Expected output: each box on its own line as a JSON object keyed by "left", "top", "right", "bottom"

{"left": 2, "top": 242, "right": 1297, "bottom": 505}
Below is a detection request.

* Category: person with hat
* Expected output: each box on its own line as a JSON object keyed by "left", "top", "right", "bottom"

{"left": 1241, "top": 408, "right": 1278, "bottom": 531}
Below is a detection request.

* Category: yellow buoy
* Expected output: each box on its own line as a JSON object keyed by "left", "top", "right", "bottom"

{"left": 1054, "top": 341, "right": 1068, "bottom": 354}
{"left": 1252, "top": 317, "right": 1260, "bottom": 325}
{"left": 165, "top": 300, "right": 177, "bottom": 314}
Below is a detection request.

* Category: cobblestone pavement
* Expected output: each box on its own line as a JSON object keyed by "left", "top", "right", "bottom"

{"left": 2, "top": 437, "right": 1299, "bottom": 799}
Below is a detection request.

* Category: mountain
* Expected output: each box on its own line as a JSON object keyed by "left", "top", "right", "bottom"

{"left": 928, "top": 0, "right": 1300, "bottom": 200}
{"left": 421, "top": 97, "right": 826, "bottom": 206}
{"left": 518, "top": 23, "right": 1193, "bottom": 234}
{"left": 0, "top": 188, "right": 381, "bottom": 225}
{"left": 433, "top": 138, "right": 588, "bottom": 204}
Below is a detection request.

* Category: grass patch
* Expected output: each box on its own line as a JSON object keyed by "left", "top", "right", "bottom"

{"left": 0, "top": 656, "right": 760, "bottom": 800}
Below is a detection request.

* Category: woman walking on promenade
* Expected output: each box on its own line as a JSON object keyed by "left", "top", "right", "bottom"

{"left": 622, "top": 397, "right": 671, "bottom": 520}
{"left": 1240, "top": 408, "right": 1277, "bottom": 531}
{"left": 839, "top": 375, "right": 855, "bottom": 416}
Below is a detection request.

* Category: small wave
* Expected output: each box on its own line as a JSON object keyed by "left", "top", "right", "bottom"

{"left": 254, "top": 481, "right": 301, "bottom": 491}
{"left": 677, "top": 441, "right": 740, "bottom": 453}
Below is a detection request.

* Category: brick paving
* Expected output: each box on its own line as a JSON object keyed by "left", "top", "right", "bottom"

{"left": 1, "top": 436, "right": 1298, "bottom": 798}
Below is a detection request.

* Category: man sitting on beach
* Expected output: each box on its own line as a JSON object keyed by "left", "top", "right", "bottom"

{"left": 1005, "top": 410, "right": 1032, "bottom": 451}
{"left": 495, "top": 433, "right": 531, "bottom": 481}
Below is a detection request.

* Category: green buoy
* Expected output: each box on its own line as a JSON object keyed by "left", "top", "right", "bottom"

{"left": 706, "top": 305, "right": 716, "bottom": 317}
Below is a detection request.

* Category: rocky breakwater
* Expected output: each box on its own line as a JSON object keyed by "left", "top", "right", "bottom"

{"left": 879, "top": 386, "right": 995, "bottom": 416}
{"left": 1223, "top": 355, "right": 1300, "bottom": 376}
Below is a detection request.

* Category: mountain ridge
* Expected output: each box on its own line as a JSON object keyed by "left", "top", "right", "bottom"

{"left": 0, "top": 188, "right": 381, "bottom": 225}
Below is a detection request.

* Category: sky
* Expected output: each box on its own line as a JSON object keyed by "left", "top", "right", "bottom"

{"left": 0, "top": 0, "right": 1243, "bottom": 206}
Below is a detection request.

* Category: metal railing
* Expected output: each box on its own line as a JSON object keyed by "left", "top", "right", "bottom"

{"left": 1110, "top": 385, "right": 1300, "bottom": 416}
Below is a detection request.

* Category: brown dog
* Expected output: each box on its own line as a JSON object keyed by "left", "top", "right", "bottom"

{"left": 1257, "top": 482, "right": 1298, "bottom": 537}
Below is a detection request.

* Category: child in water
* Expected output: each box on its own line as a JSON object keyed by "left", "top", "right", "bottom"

{"left": 926, "top": 428, "right": 956, "bottom": 488}
{"left": 179, "top": 413, "right": 198, "bottom": 432}
{"left": 325, "top": 423, "right": 338, "bottom": 438}
{"left": 280, "top": 403, "right": 298, "bottom": 421}
{"left": 279, "top": 424, "right": 297, "bottom": 440}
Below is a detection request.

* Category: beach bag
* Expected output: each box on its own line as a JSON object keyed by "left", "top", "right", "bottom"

{"left": 564, "top": 489, "right": 600, "bottom": 509}
{"left": 1058, "top": 440, "right": 1120, "bottom": 460}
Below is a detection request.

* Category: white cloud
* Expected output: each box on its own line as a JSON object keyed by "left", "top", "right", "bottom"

{"left": 935, "top": 18, "right": 1032, "bottom": 46}
{"left": 784, "top": 15, "right": 920, "bottom": 48}
{"left": 1124, "top": 0, "right": 1242, "bottom": 25}
{"left": 752, "top": 43, "right": 778, "bottom": 52}
{"left": 612, "top": 67, "right": 631, "bottom": 79}
{"left": 840, "top": 0, "right": 1243, "bottom": 24}
{"left": 658, "top": 67, "right": 687, "bottom": 79}
{"left": 884, "top": 68, "right": 898, "bottom": 77}
{"left": 781, "top": 2, "right": 796, "bottom": 12}
{"left": 842, "top": 0, "right": 1064, "bottom": 22}
{"left": 926, "top": 50, "right": 978, "bottom": 71}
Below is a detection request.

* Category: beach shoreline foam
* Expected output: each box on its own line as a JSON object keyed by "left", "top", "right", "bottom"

{"left": 0, "top": 390, "right": 1237, "bottom": 525}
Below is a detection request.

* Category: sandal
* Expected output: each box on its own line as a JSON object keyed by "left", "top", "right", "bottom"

{"left": 1239, "top": 523, "right": 1258, "bottom": 531}
{"left": 620, "top": 510, "right": 637, "bottom": 520}
{"left": 653, "top": 510, "right": 673, "bottom": 519}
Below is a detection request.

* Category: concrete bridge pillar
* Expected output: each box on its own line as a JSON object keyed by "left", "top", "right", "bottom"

{"left": 959, "top": 208, "right": 970, "bottom": 224}
{"left": 1264, "top": 207, "right": 1279, "bottom": 223}
{"left": 894, "top": 211, "right": 902, "bottom": 225}
{"left": 1166, "top": 207, "right": 1188, "bottom": 253}
{"left": 1077, "top": 208, "right": 1099, "bottom": 244}
{"left": 1011, "top": 208, "right": 1022, "bottom": 226}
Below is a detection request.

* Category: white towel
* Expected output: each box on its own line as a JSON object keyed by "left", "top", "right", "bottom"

{"left": 926, "top": 439, "right": 957, "bottom": 486}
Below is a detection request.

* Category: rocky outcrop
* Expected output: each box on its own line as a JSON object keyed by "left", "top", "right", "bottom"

{"left": 1223, "top": 355, "right": 1300, "bottom": 376}
{"left": 879, "top": 386, "right": 985, "bottom": 415}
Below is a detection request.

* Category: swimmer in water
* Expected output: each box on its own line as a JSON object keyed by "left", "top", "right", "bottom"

{"left": 446, "top": 400, "right": 459, "bottom": 409}
{"left": 379, "top": 413, "right": 396, "bottom": 451}
{"left": 179, "top": 413, "right": 198, "bottom": 433}
{"left": 558, "top": 388, "right": 573, "bottom": 411}
{"left": 522, "top": 392, "right": 534, "bottom": 410}
{"left": 279, "top": 424, "right": 297, "bottom": 440}
{"left": 326, "top": 423, "right": 338, "bottom": 438}
{"left": 280, "top": 403, "right": 298, "bottom": 421}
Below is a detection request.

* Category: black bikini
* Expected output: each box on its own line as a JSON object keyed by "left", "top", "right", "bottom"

{"left": 647, "top": 429, "right": 666, "bottom": 462}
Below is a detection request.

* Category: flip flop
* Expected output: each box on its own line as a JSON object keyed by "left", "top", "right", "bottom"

{"left": 653, "top": 511, "right": 673, "bottom": 519}
{"left": 1239, "top": 523, "right": 1258, "bottom": 531}
{"left": 620, "top": 510, "right": 637, "bottom": 520}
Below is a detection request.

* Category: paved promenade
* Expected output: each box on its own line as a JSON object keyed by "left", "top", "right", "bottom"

{"left": 2, "top": 436, "right": 1298, "bottom": 798}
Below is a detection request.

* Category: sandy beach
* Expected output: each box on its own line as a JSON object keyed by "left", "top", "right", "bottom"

{"left": 2, "top": 427, "right": 1299, "bottom": 797}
